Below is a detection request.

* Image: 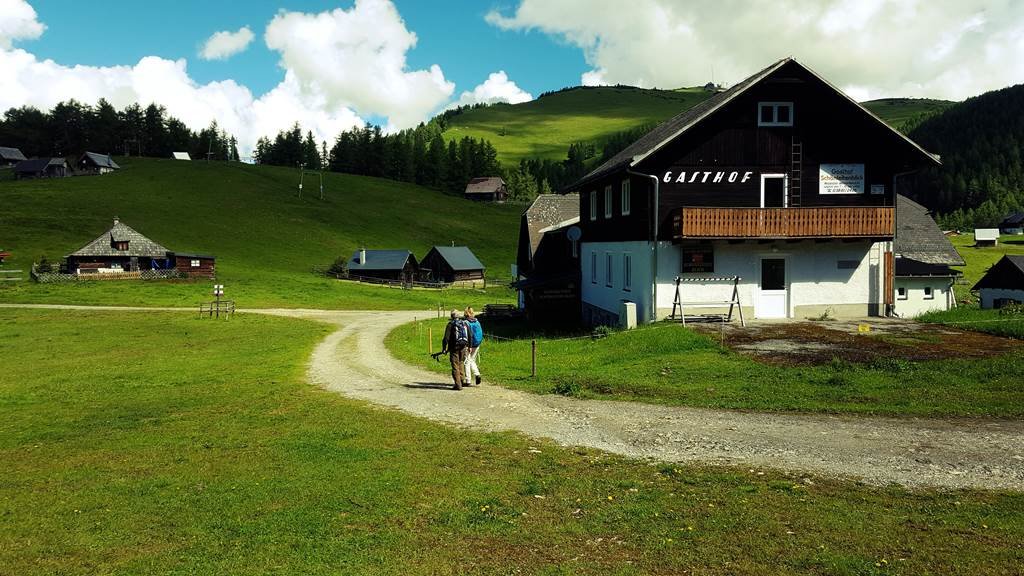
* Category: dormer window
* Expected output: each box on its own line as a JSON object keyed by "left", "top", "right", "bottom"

{"left": 758, "top": 102, "right": 794, "bottom": 127}
{"left": 114, "top": 241, "right": 129, "bottom": 251}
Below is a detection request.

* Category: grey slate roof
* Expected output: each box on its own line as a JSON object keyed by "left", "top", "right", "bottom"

{"left": 1001, "top": 213, "right": 1024, "bottom": 227}
{"left": 429, "top": 246, "right": 485, "bottom": 271}
{"left": 68, "top": 220, "right": 169, "bottom": 259}
{"left": 348, "top": 249, "right": 414, "bottom": 272}
{"left": 570, "top": 57, "right": 939, "bottom": 190}
{"left": 81, "top": 152, "right": 120, "bottom": 169}
{"left": 895, "top": 195, "right": 965, "bottom": 266}
{"left": 0, "top": 147, "right": 26, "bottom": 162}
{"left": 465, "top": 177, "right": 506, "bottom": 194}
{"left": 14, "top": 157, "right": 63, "bottom": 173}
{"left": 523, "top": 193, "right": 580, "bottom": 258}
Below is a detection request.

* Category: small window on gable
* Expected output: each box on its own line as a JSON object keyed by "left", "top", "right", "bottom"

{"left": 758, "top": 102, "right": 794, "bottom": 127}
{"left": 604, "top": 185, "right": 613, "bottom": 219}
{"left": 897, "top": 286, "right": 907, "bottom": 300}
{"left": 923, "top": 286, "right": 934, "bottom": 300}
{"left": 621, "top": 179, "right": 631, "bottom": 216}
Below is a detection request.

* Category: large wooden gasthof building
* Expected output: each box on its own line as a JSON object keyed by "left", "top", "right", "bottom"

{"left": 569, "top": 57, "right": 942, "bottom": 326}
{"left": 464, "top": 177, "right": 508, "bottom": 202}
{"left": 514, "top": 194, "right": 581, "bottom": 320}
{"left": 973, "top": 255, "right": 1024, "bottom": 309}
{"left": 78, "top": 152, "right": 120, "bottom": 175}
{"left": 14, "top": 157, "right": 67, "bottom": 179}
{"left": 347, "top": 249, "right": 419, "bottom": 283}
{"left": 420, "top": 246, "right": 485, "bottom": 286}
{"left": 0, "top": 147, "right": 27, "bottom": 167}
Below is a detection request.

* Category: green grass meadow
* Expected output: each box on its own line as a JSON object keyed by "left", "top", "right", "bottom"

{"left": 387, "top": 318, "right": 1024, "bottom": 418}
{"left": 0, "top": 158, "right": 518, "bottom": 309}
{"left": 2, "top": 309, "right": 1023, "bottom": 574}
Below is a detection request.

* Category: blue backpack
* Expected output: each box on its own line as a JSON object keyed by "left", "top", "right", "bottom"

{"left": 451, "top": 319, "right": 469, "bottom": 348}
{"left": 468, "top": 319, "right": 484, "bottom": 347}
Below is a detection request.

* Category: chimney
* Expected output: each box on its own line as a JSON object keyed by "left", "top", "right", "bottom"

{"left": 359, "top": 248, "right": 366, "bottom": 265}
{"left": 113, "top": 217, "right": 119, "bottom": 225}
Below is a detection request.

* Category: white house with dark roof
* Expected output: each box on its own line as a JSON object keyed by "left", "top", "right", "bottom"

{"left": 973, "top": 255, "right": 1024, "bottom": 309}
{"left": 892, "top": 195, "right": 964, "bottom": 317}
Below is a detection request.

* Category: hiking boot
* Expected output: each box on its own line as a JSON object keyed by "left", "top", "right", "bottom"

{"left": 476, "top": 375, "right": 482, "bottom": 385}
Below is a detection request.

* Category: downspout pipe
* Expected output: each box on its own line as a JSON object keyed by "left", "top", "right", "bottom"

{"left": 627, "top": 168, "right": 660, "bottom": 323}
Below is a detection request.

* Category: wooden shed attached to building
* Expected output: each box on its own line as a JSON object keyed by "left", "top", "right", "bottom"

{"left": 464, "top": 177, "right": 508, "bottom": 202}
{"left": 347, "top": 249, "right": 418, "bottom": 283}
{"left": 0, "top": 147, "right": 27, "bottom": 167}
{"left": 13, "top": 157, "right": 67, "bottom": 179}
{"left": 420, "top": 246, "right": 485, "bottom": 286}
{"left": 973, "top": 255, "right": 1024, "bottom": 309}
{"left": 170, "top": 252, "right": 216, "bottom": 278}
{"left": 78, "top": 152, "right": 120, "bottom": 175}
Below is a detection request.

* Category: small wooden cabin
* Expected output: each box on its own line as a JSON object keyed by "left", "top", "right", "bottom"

{"left": 14, "top": 158, "right": 67, "bottom": 179}
{"left": 0, "top": 147, "right": 27, "bottom": 167}
{"left": 347, "top": 249, "right": 418, "bottom": 282}
{"left": 973, "top": 255, "right": 1024, "bottom": 309}
{"left": 464, "top": 177, "right": 508, "bottom": 202}
{"left": 65, "top": 218, "right": 170, "bottom": 274}
{"left": 421, "top": 246, "right": 485, "bottom": 285}
{"left": 78, "top": 152, "right": 120, "bottom": 175}
{"left": 171, "top": 253, "right": 216, "bottom": 278}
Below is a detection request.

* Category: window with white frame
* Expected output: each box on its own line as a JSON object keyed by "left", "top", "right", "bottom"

{"left": 190, "top": 259, "right": 200, "bottom": 267}
{"left": 757, "top": 102, "right": 794, "bottom": 127}
{"left": 623, "top": 253, "right": 632, "bottom": 291}
{"left": 897, "top": 286, "right": 907, "bottom": 300}
{"left": 605, "top": 253, "right": 613, "bottom": 287}
{"left": 590, "top": 251, "right": 597, "bottom": 284}
{"left": 589, "top": 191, "right": 597, "bottom": 221}
{"left": 621, "top": 179, "right": 631, "bottom": 215}
{"left": 604, "top": 185, "right": 613, "bottom": 219}
{"left": 923, "top": 286, "right": 934, "bottom": 300}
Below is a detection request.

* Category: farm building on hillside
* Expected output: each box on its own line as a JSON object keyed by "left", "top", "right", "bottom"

{"left": 973, "top": 255, "right": 1024, "bottom": 309}
{"left": 78, "top": 152, "right": 120, "bottom": 174}
{"left": 64, "top": 218, "right": 215, "bottom": 278}
{"left": 515, "top": 193, "right": 581, "bottom": 320}
{"left": 172, "top": 152, "right": 191, "bottom": 160}
{"left": 14, "top": 157, "right": 67, "bottom": 179}
{"left": 0, "top": 147, "right": 27, "bottom": 167}
{"left": 568, "top": 57, "right": 944, "bottom": 326}
{"left": 999, "top": 213, "right": 1024, "bottom": 235}
{"left": 347, "top": 249, "right": 418, "bottom": 283}
{"left": 464, "top": 177, "right": 508, "bottom": 202}
{"left": 974, "top": 228, "right": 1000, "bottom": 247}
{"left": 892, "top": 196, "right": 963, "bottom": 317}
{"left": 170, "top": 252, "right": 216, "bottom": 279}
{"left": 421, "top": 246, "right": 485, "bottom": 286}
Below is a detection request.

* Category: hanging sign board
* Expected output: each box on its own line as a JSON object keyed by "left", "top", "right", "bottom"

{"left": 819, "top": 164, "right": 864, "bottom": 195}
{"left": 682, "top": 247, "right": 714, "bottom": 273}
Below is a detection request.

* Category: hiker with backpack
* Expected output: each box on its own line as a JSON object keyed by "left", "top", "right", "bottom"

{"left": 440, "top": 309, "right": 470, "bottom": 390}
{"left": 464, "top": 307, "right": 484, "bottom": 387}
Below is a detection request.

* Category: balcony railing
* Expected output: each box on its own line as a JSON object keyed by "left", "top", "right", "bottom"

{"left": 673, "top": 206, "right": 895, "bottom": 239}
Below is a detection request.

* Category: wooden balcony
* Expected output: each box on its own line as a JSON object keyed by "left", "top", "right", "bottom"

{"left": 673, "top": 206, "right": 894, "bottom": 239}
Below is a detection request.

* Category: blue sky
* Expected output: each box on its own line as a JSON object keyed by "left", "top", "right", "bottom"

{"left": 27, "top": 1, "right": 585, "bottom": 99}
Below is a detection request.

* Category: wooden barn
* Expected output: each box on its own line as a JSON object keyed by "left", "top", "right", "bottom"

{"left": 973, "top": 255, "right": 1024, "bottom": 309}
{"left": 421, "top": 246, "right": 485, "bottom": 286}
{"left": 14, "top": 157, "right": 67, "bottom": 179}
{"left": 66, "top": 219, "right": 171, "bottom": 274}
{"left": 0, "top": 147, "right": 27, "bottom": 167}
{"left": 464, "top": 177, "right": 508, "bottom": 202}
{"left": 78, "top": 152, "right": 120, "bottom": 175}
{"left": 347, "top": 249, "right": 418, "bottom": 282}
{"left": 170, "top": 252, "right": 216, "bottom": 279}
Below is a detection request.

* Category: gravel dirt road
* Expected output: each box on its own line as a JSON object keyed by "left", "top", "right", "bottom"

{"left": 6, "top": 304, "right": 1023, "bottom": 490}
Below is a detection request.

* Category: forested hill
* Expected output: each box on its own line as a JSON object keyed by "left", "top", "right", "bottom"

{"left": 908, "top": 84, "right": 1024, "bottom": 228}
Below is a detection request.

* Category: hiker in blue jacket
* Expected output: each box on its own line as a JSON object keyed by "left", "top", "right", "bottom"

{"left": 463, "top": 307, "right": 484, "bottom": 386}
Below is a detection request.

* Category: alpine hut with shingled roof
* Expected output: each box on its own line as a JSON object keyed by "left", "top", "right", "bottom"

{"left": 347, "top": 249, "right": 419, "bottom": 283}
{"left": 892, "top": 195, "right": 964, "bottom": 317}
{"left": 78, "top": 152, "right": 121, "bottom": 175}
{"left": 514, "top": 193, "right": 582, "bottom": 319}
{"left": 420, "top": 246, "right": 485, "bottom": 287}
{"left": 464, "top": 177, "right": 508, "bottom": 202}
{"left": 64, "top": 218, "right": 215, "bottom": 278}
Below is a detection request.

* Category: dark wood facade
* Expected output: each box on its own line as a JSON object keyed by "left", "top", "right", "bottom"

{"left": 172, "top": 254, "right": 216, "bottom": 278}
{"left": 420, "top": 249, "right": 485, "bottom": 283}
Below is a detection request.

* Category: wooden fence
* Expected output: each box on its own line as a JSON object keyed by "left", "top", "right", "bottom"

{"left": 31, "top": 266, "right": 185, "bottom": 283}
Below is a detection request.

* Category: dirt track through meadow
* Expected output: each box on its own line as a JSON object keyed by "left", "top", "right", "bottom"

{"left": 5, "top": 304, "right": 1024, "bottom": 490}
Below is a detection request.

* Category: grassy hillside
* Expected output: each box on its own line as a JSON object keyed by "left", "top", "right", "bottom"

{"left": 0, "top": 158, "right": 519, "bottom": 308}
{"left": 861, "top": 98, "right": 955, "bottom": 131}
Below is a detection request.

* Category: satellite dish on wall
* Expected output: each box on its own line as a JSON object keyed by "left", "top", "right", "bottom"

{"left": 566, "top": 226, "right": 582, "bottom": 242}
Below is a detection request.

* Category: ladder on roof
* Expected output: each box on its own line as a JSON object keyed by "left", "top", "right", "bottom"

{"left": 790, "top": 137, "right": 803, "bottom": 207}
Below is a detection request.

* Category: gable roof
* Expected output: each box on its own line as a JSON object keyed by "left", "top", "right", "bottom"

{"left": 975, "top": 228, "right": 1000, "bottom": 241}
{"left": 13, "top": 157, "right": 64, "bottom": 173}
{"left": 894, "top": 195, "right": 964, "bottom": 266}
{"left": 427, "top": 246, "right": 485, "bottom": 271}
{"left": 348, "top": 249, "right": 414, "bottom": 272}
{"left": 0, "top": 147, "right": 26, "bottom": 162}
{"left": 172, "top": 152, "right": 191, "bottom": 160}
{"left": 570, "top": 57, "right": 939, "bottom": 190}
{"left": 1000, "top": 213, "right": 1024, "bottom": 227}
{"left": 972, "top": 255, "right": 1024, "bottom": 291}
{"left": 81, "top": 152, "right": 120, "bottom": 169}
{"left": 522, "top": 193, "right": 580, "bottom": 259}
{"left": 67, "top": 219, "right": 169, "bottom": 259}
{"left": 465, "top": 177, "right": 506, "bottom": 194}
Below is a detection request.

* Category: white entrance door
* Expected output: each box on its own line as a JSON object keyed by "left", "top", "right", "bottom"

{"left": 757, "top": 257, "right": 788, "bottom": 318}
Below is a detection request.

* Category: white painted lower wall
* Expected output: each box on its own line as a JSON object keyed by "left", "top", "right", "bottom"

{"left": 582, "top": 240, "right": 888, "bottom": 324}
{"left": 893, "top": 277, "right": 955, "bottom": 317}
{"left": 979, "top": 288, "right": 1024, "bottom": 309}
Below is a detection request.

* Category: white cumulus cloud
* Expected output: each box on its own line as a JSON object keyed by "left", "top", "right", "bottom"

{"left": 264, "top": 0, "right": 455, "bottom": 131}
{"left": 453, "top": 71, "right": 533, "bottom": 107}
{"left": 199, "top": 26, "right": 254, "bottom": 61}
{"left": 0, "top": 0, "right": 44, "bottom": 48}
{"left": 487, "top": 0, "right": 1024, "bottom": 101}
